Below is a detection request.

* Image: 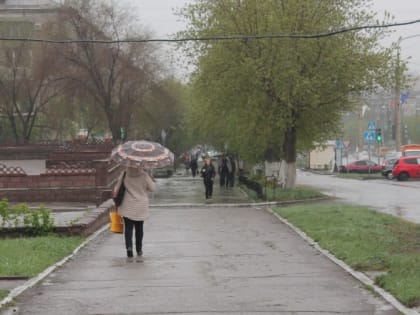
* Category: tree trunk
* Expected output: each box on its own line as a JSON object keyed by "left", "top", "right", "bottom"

{"left": 282, "top": 127, "right": 297, "bottom": 189}
{"left": 8, "top": 113, "right": 20, "bottom": 144}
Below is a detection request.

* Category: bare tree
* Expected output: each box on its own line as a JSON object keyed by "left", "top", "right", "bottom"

{"left": 49, "top": 0, "right": 160, "bottom": 143}
{"left": 0, "top": 41, "right": 61, "bottom": 144}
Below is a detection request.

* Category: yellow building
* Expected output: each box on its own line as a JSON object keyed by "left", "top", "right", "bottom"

{"left": 309, "top": 141, "right": 336, "bottom": 171}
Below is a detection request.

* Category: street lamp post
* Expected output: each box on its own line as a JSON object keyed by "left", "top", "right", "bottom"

{"left": 394, "top": 34, "right": 420, "bottom": 151}
{"left": 394, "top": 44, "right": 401, "bottom": 151}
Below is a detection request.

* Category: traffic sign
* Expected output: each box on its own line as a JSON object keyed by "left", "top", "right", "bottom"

{"left": 336, "top": 139, "right": 344, "bottom": 150}
{"left": 363, "top": 130, "right": 375, "bottom": 144}
{"left": 367, "top": 121, "right": 376, "bottom": 130}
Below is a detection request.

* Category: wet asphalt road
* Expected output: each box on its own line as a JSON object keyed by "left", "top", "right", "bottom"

{"left": 297, "top": 170, "right": 420, "bottom": 224}
{"left": 0, "top": 174, "right": 401, "bottom": 315}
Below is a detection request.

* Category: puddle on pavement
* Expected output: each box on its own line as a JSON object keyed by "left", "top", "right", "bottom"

{"left": 110, "top": 257, "right": 145, "bottom": 266}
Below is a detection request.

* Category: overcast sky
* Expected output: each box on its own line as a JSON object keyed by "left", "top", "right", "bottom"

{"left": 126, "top": 0, "right": 420, "bottom": 75}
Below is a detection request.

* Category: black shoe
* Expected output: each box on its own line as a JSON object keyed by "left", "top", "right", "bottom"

{"left": 127, "top": 250, "right": 133, "bottom": 257}
{"left": 137, "top": 250, "right": 143, "bottom": 256}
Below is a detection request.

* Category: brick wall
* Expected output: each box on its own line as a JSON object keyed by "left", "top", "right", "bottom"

{"left": 0, "top": 160, "right": 118, "bottom": 205}
{"left": 0, "top": 145, "right": 59, "bottom": 160}
{"left": 0, "top": 143, "right": 113, "bottom": 160}
{"left": 0, "top": 144, "right": 123, "bottom": 204}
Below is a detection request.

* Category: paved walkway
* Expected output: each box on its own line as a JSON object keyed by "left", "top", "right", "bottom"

{"left": 1, "top": 175, "right": 399, "bottom": 314}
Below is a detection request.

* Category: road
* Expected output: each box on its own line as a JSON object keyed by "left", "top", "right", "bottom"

{"left": 297, "top": 170, "right": 420, "bottom": 224}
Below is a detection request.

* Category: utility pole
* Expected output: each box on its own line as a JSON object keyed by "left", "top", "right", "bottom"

{"left": 393, "top": 34, "right": 420, "bottom": 152}
{"left": 394, "top": 45, "right": 401, "bottom": 152}
{"left": 358, "top": 97, "right": 364, "bottom": 152}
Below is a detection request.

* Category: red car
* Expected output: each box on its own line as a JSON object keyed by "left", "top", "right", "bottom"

{"left": 392, "top": 156, "right": 420, "bottom": 181}
{"left": 340, "top": 160, "right": 384, "bottom": 173}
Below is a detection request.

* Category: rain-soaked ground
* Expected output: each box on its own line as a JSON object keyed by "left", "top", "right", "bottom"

{"left": 151, "top": 174, "right": 250, "bottom": 205}
{"left": 297, "top": 169, "right": 420, "bottom": 224}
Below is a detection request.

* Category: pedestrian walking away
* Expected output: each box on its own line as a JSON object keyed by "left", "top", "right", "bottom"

{"left": 226, "top": 155, "right": 236, "bottom": 187}
{"left": 201, "top": 157, "right": 216, "bottom": 199}
{"left": 190, "top": 155, "right": 198, "bottom": 177}
{"left": 114, "top": 167, "right": 156, "bottom": 262}
{"left": 218, "top": 155, "right": 229, "bottom": 187}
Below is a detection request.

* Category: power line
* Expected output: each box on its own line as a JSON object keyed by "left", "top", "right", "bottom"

{"left": 0, "top": 18, "right": 419, "bottom": 44}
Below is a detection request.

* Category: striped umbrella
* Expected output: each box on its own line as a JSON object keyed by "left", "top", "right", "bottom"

{"left": 110, "top": 140, "right": 174, "bottom": 169}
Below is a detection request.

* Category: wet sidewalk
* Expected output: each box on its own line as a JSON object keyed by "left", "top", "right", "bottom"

{"left": 1, "top": 174, "right": 400, "bottom": 314}
{"left": 151, "top": 175, "right": 250, "bottom": 205}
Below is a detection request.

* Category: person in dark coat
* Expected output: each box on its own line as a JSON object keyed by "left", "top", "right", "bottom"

{"left": 200, "top": 157, "right": 216, "bottom": 199}
{"left": 190, "top": 155, "right": 198, "bottom": 177}
{"left": 226, "top": 155, "right": 236, "bottom": 187}
{"left": 218, "top": 155, "right": 228, "bottom": 187}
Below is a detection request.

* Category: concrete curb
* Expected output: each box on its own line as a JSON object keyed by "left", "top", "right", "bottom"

{"left": 0, "top": 224, "right": 109, "bottom": 309}
{"left": 265, "top": 207, "right": 419, "bottom": 315}
{"left": 150, "top": 197, "right": 330, "bottom": 209}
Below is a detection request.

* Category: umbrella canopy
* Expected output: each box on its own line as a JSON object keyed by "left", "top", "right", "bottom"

{"left": 110, "top": 140, "right": 174, "bottom": 169}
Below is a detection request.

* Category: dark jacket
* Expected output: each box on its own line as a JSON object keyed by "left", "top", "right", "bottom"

{"left": 201, "top": 163, "right": 216, "bottom": 181}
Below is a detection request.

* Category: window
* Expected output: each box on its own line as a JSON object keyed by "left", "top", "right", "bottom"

{"left": 404, "top": 158, "right": 417, "bottom": 165}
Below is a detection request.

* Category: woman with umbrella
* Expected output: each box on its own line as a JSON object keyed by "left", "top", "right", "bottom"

{"left": 112, "top": 141, "right": 173, "bottom": 262}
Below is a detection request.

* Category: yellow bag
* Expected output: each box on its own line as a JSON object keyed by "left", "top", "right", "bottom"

{"left": 109, "top": 211, "right": 123, "bottom": 233}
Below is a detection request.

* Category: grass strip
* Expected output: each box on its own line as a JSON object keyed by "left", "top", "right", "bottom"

{"left": 263, "top": 186, "right": 325, "bottom": 201}
{"left": 0, "top": 290, "right": 8, "bottom": 300}
{"left": 0, "top": 236, "right": 84, "bottom": 277}
{"left": 240, "top": 184, "right": 325, "bottom": 202}
{"left": 274, "top": 203, "right": 420, "bottom": 307}
{"left": 336, "top": 173, "right": 384, "bottom": 180}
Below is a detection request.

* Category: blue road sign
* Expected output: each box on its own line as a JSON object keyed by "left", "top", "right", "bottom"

{"left": 367, "top": 121, "right": 376, "bottom": 130}
{"left": 363, "top": 130, "right": 375, "bottom": 144}
{"left": 401, "top": 92, "right": 409, "bottom": 104}
{"left": 336, "top": 140, "right": 344, "bottom": 150}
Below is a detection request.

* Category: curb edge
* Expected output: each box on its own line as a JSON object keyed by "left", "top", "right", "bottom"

{"left": 265, "top": 207, "right": 419, "bottom": 315}
{"left": 0, "top": 224, "right": 109, "bottom": 309}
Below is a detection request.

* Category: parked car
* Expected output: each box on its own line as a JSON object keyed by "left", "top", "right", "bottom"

{"left": 392, "top": 156, "right": 420, "bottom": 181}
{"left": 381, "top": 158, "right": 398, "bottom": 180}
{"left": 339, "top": 160, "right": 384, "bottom": 173}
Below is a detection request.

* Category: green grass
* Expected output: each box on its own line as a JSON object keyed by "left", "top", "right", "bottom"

{"left": 336, "top": 172, "right": 384, "bottom": 180}
{"left": 240, "top": 184, "right": 325, "bottom": 202}
{"left": 0, "top": 290, "right": 8, "bottom": 300}
{"left": 274, "top": 203, "right": 420, "bottom": 307}
{"left": 239, "top": 184, "right": 260, "bottom": 201}
{"left": 0, "top": 236, "right": 84, "bottom": 277}
{"left": 263, "top": 186, "right": 325, "bottom": 201}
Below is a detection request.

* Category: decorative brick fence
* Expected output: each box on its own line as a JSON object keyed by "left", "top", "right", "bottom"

{"left": 0, "top": 145, "right": 59, "bottom": 160}
{"left": 0, "top": 161, "right": 121, "bottom": 204}
{"left": 0, "top": 143, "right": 121, "bottom": 205}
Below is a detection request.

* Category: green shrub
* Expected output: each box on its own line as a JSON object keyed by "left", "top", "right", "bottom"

{"left": 0, "top": 289, "right": 8, "bottom": 300}
{"left": 0, "top": 199, "right": 55, "bottom": 236}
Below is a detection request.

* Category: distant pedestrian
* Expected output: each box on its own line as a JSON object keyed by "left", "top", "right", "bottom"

{"left": 190, "top": 156, "right": 198, "bottom": 177}
{"left": 200, "top": 157, "right": 216, "bottom": 199}
{"left": 226, "top": 155, "right": 236, "bottom": 187}
{"left": 218, "top": 155, "right": 229, "bottom": 187}
{"left": 114, "top": 167, "right": 156, "bottom": 262}
{"left": 183, "top": 152, "right": 191, "bottom": 175}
